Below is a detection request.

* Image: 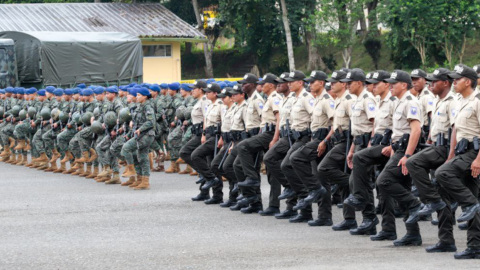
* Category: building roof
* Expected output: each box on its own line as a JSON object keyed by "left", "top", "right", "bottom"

{"left": 0, "top": 3, "right": 206, "bottom": 41}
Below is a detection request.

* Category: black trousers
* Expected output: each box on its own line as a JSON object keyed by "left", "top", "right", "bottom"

{"left": 180, "top": 134, "right": 222, "bottom": 198}
{"left": 290, "top": 138, "right": 331, "bottom": 219}
{"left": 223, "top": 145, "right": 239, "bottom": 184}
{"left": 264, "top": 137, "right": 296, "bottom": 210}
{"left": 376, "top": 150, "right": 420, "bottom": 235}
{"left": 351, "top": 144, "right": 389, "bottom": 220}
{"left": 317, "top": 142, "right": 355, "bottom": 220}
{"left": 436, "top": 149, "right": 480, "bottom": 248}
{"left": 212, "top": 145, "right": 236, "bottom": 201}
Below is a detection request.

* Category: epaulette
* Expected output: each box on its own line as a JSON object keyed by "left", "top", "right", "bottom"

{"left": 202, "top": 97, "right": 206, "bottom": 101}
{"left": 424, "top": 90, "right": 431, "bottom": 95}
{"left": 218, "top": 101, "right": 223, "bottom": 104}
{"left": 345, "top": 94, "right": 352, "bottom": 100}
{"left": 406, "top": 95, "right": 413, "bottom": 100}
{"left": 390, "top": 96, "right": 396, "bottom": 101}
{"left": 303, "top": 92, "right": 308, "bottom": 97}
{"left": 363, "top": 94, "right": 369, "bottom": 99}
{"left": 445, "top": 96, "right": 454, "bottom": 101}
{"left": 253, "top": 95, "right": 257, "bottom": 100}
{"left": 323, "top": 94, "right": 330, "bottom": 99}
{"left": 271, "top": 93, "right": 277, "bottom": 98}
{"left": 476, "top": 93, "right": 480, "bottom": 99}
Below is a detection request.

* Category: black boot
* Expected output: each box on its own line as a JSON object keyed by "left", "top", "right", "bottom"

{"left": 191, "top": 193, "right": 210, "bottom": 201}
{"left": 332, "top": 219, "right": 357, "bottom": 231}
{"left": 454, "top": 247, "right": 480, "bottom": 259}
{"left": 204, "top": 197, "right": 223, "bottom": 205}
{"left": 349, "top": 217, "right": 379, "bottom": 235}
{"left": 426, "top": 242, "right": 457, "bottom": 253}
{"left": 241, "top": 203, "right": 263, "bottom": 214}
{"left": 308, "top": 218, "right": 333, "bottom": 227}
{"left": 274, "top": 209, "right": 298, "bottom": 219}
{"left": 289, "top": 212, "right": 313, "bottom": 223}
{"left": 278, "top": 187, "right": 296, "bottom": 200}
{"left": 370, "top": 231, "right": 397, "bottom": 241}
{"left": 393, "top": 234, "right": 422, "bottom": 246}
{"left": 259, "top": 206, "right": 280, "bottom": 216}
{"left": 220, "top": 199, "right": 237, "bottom": 208}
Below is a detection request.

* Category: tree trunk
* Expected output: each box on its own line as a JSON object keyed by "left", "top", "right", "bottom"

{"left": 185, "top": 42, "right": 192, "bottom": 55}
{"left": 280, "top": 0, "right": 295, "bottom": 71}
{"left": 358, "top": 4, "right": 367, "bottom": 40}
{"left": 366, "top": 0, "right": 379, "bottom": 36}
{"left": 192, "top": 0, "right": 214, "bottom": 78}
{"left": 305, "top": 0, "right": 329, "bottom": 72}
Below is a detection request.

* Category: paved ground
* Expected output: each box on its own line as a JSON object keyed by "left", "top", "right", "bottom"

{"left": 0, "top": 161, "right": 478, "bottom": 269}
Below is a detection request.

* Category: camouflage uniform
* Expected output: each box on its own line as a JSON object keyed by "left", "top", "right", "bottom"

{"left": 69, "top": 100, "right": 95, "bottom": 160}
{"left": 32, "top": 97, "right": 52, "bottom": 157}
{"left": 42, "top": 98, "right": 67, "bottom": 154}
{"left": 96, "top": 97, "right": 123, "bottom": 172}
{"left": 166, "top": 94, "right": 184, "bottom": 162}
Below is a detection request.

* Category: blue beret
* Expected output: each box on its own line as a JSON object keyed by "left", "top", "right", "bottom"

{"left": 0, "top": 89, "right": 5, "bottom": 94}
{"left": 168, "top": 82, "right": 180, "bottom": 91}
{"left": 218, "top": 82, "right": 227, "bottom": 90}
{"left": 137, "top": 87, "right": 151, "bottom": 97}
{"left": 77, "top": 84, "right": 86, "bottom": 89}
{"left": 93, "top": 86, "right": 105, "bottom": 95}
{"left": 82, "top": 89, "right": 94, "bottom": 96}
{"left": 72, "top": 88, "right": 80, "bottom": 94}
{"left": 181, "top": 83, "right": 194, "bottom": 91}
{"left": 17, "top": 88, "right": 25, "bottom": 95}
{"left": 149, "top": 84, "right": 160, "bottom": 92}
{"left": 5, "top": 87, "right": 14, "bottom": 93}
{"left": 128, "top": 83, "right": 137, "bottom": 87}
{"left": 128, "top": 88, "right": 137, "bottom": 97}
{"left": 53, "top": 88, "right": 64, "bottom": 96}
{"left": 106, "top": 86, "right": 118, "bottom": 94}
{"left": 45, "top": 86, "right": 55, "bottom": 93}
{"left": 88, "top": 85, "right": 96, "bottom": 90}
{"left": 141, "top": 83, "right": 151, "bottom": 88}
{"left": 26, "top": 88, "right": 37, "bottom": 95}
{"left": 119, "top": 85, "right": 128, "bottom": 91}
{"left": 38, "top": 90, "right": 46, "bottom": 96}
{"left": 206, "top": 79, "right": 216, "bottom": 84}
{"left": 160, "top": 83, "right": 168, "bottom": 89}
{"left": 64, "top": 89, "right": 73, "bottom": 95}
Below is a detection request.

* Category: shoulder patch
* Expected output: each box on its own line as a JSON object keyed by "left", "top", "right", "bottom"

{"left": 323, "top": 94, "right": 330, "bottom": 99}
{"left": 345, "top": 94, "right": 352, "bottom": 100}
{"left": 303, "top": 92, "right": 308, "bottom": 97}
{"left": 390, "top": 96, "right": 396, "bottom": 101}
{"left": 406, "top": 96, "right": 413, "bottom": 100}
{"left": 363, "top": 94, "right": 369, "bottom": 99}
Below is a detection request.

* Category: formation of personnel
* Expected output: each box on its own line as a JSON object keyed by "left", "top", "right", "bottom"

{"left": 1, "top": 64, "right": 480, "bottom": 260}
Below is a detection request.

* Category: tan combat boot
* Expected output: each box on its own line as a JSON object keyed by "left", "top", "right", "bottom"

{"left": 11, "top": 154, "right": 21, "bottom": 165}
{"left": 121, "top": 176, "right": 136, "bottom": 186}
{"left": 17, "top": 155, "right": 28, "bottom": 166}
{"left": 165, "top": 161, "right": 177, "bottom": 173}
{"left": 97, "top": 165, "right": 111, "bottom": 178}
{"left": 86, "top": 166, "right": 99, "bottom": 179}
{"left": 36, "top": 162, "right": 49, "bottom": 170}
{"left": 105, "top": 172, "right": 121, "bottom": 185}
{"left": 129, "top": 175, "right": 142, "bottom": 188}
{"left": 36, "top": 152, "right": 49, "bottom": 163}
{"left": 95, "top": 175, "right": 109, "bottom": 182}
{"left": 134, "top": 176, "right": 150, "bottom": 190}
{"left": 14, "top": 140, "right": 25, "bottom": 151}
{"left": 24, "top": 140, "right": 31, "bottom": 151}
{"left": 45, "top": 161, "right": 58, "bottom": 172}
{"left": 75, "top": 151, "right": 90, "bottom": 163}
{"left": 176, "top": 157, "right": 186, "bottom": 164}
{"left": 50, "top": 148, "right": 61, "bottom": 163}
{"left": 71, "top": 163, "right": 84, "bottom": 175}
{"left": 149, "top": 152, "right": 154, "bottom": 170}
{"left": 79, "top": 164, "right": 92, "bottom": 177}
{"left": 190, "top": 171, "right": 198, "bottom": 176}
{"left": 6, "top": 153, "right": 16, "bottom": 164}
{"left": 64, "top": 162, "right": 79, "bottom": 174}
{"left": 54, "top": 162, "right": 66, "bottom": 173}
{"left": 61, "top": 151, "right": 73, "bottom": 163}
{"left": 8, "top": 137, "right": 15, "bottom": 149}
{"left": 165, "top": 151, "right": 171, "bottom": 161}
{"left": 88, "top": 148, "right": 97, "bottom": 162}
{"left": 121, "top": 164, "right": 137, "bottom": 177}
{"left": 178, "top": 164, "right": 193, "bottom": 175}
{"left": 0, "top": 145, "right": 11, "bottom": 157}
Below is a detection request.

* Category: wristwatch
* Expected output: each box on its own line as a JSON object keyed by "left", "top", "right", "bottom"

{"left": 404, "top": 154, "right": 412, "bottom": 158}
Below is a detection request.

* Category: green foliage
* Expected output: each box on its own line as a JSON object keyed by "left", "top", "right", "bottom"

{"left": 363, "top": 37, "right": 381, "bottom": 69}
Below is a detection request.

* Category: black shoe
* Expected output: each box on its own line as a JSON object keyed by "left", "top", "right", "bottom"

{"left": 204, "top": 197, "right": 223, "bottom": 205}
{"left": 259, "top": 206, "right": 280, "bottom": 216}
{"left": 236, "top": 194, "right": 244, "bottom": 201}
{"left": 451, "top": 201, "right": 459, "bottom": 212}
{"left": 220, "top": 200, "right": 237, "bottom": 208}
{"left": 418, "top": 200, "right": 447, "bottom": 216}
{"left": 201, "top": 178, "right": 221, "bottom": 190}
{"left": 458, "top": 222, "right": 468, "bottom": 230}
{"left": 332, "top": 219, "right": 357, "bottom": 231}
{"left": 393, "top": 234, "right": 422, "bottom": 246}
{"left": 237, "top": 178, "right": 260, "bottom": 187}
{"left": 293, "top": 199, "right": 310, "bottom": 211}
{"left": 349, "top": 217, "right": 379, "bottom": 235}
{"left": 431, "top": 219, "right": 439, "bottom": 226}
{"left": 289, "top": 213, "right": 313, "bottom": 223}
{"left": 308, "top": 218, "right": 333, "bottom": 227}
{"left": 237, "top": 195, "right": 260, "bottom": 207}
{"left": 375, "top": 204, "right": 381, "bottom": 215}
{"left": 419, "top": 214, "right": 432, "bottom": 222}
{"left": 229, "top": 203, "right": 243, "bottom": 211}
{"left": 394, "top": 208, "right": 405, "bottom": 218}
{"left": 278, "top": 187, "right": 296, "bottom": 200}
{"left": 195, "top": 177, "right": 206, "bottom": 184}
{"left": 370, "top": 231, "right": 397, "bottom": 241}
{"left": 304, "top": 186, "right": 327, "bottom": 204}
{"left": 343, "top": 194, "right": 366, "bottom": 211}
{"left": 457, "top": 203, "right": 480, "bottom": 223}
{"left": 231, "top": 183, "right": 239, "bottom": 194}
{"left": 426, "top": 242, "right": 457, "bottom": 253}
{"left": 405, "top": 204, "right": 422, "bottom": 224}
{"left": 336, "top": 203, "right": 343, "bottom": 209}
{"left": 241, "top": 204, "right": 263, "bottom": 214}
{"left": 275, "top": 209, "right": 298, "bottom": 219}
{"left": 454, "top": 247, "right": 480, "bottom": 259}
{"left": 191, "top": 193, "right": 210, "bottom": 201}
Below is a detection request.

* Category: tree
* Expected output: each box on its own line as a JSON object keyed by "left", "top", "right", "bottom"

{"left": 279, "top": 0, "right": 295, "bottom": 71}
{"left": 304, "top": 0, "right": 329, "bottom": 72}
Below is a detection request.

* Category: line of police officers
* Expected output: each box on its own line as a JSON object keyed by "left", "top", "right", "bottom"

{"left": 179, "top": 65, "right": 480, "bottom": 260}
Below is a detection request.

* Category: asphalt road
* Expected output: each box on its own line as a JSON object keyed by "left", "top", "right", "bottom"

{"left": 0, "top": 161, "right": 478, "bottom": 269}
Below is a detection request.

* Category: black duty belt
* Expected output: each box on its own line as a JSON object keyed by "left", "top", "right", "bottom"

{"left": 222, "top": 132, "right": 232, "bottom": 144}
{"left": 261, "top": 123, "right": 276, "bottom": 133}
{"left": 247, "top": 127, "right": 260, "bottom": 137}
{"left": 331, "top": 129, "right": 350, "bottom": 145}
{"left": 312, "top": 128, "right": 329, "bottom": 141}
{"left": 354, "top": 133, "right": 372, "bottom": 147}
{"left": 192, "top": 122, "right": 203, "bottom": 136}
{"left": 292, "top": 129, "right": 310, "bottom": 141}
{"left": 204, "top": 125, "right": 218, "bottom": 136}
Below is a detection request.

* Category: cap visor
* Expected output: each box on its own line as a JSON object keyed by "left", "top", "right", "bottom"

{"left": 410, "top": 74, "right": 423, "bottom": 78}
{"left": 339, "top": 78, "right": 353, "bottom": 82}
{"left": 257, "top": 81, "right": 266, "bottom": 85}
{"left": 274, "top": 78, "right": 286, "bottom": 83}
{"left": 304, "top": 77, "right": 315, "bottom": 83}
{"left": 447, "top": 73, "right": 463, "bottom": 79}
{"left": 366, "top": 79, "right": 380, "bottom": 84}
{"left": 326, "top": 78, "right": 339, "bottom": 82}
{"left": 384, "top": 78, "right": 398, "bottom": 83}
{"left": 217, "top": 94, "right": 227, "bottom": 98}
{"left": 237, "top": 79, "right": 247, "bottom": 84}
{"left": 425, "top": 75, "right": 441, "bottom": 81}
{"left": 284, "top": 78, "right": 297, "bottom": 82}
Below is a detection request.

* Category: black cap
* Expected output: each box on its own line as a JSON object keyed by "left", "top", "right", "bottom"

{"left": 366, "top": 70, "right": 390, "bottom": 84}
{"left": 231, "top": 85, "right": 243, "bottom": 95}
{"left": 204, "top": 83, "right": 221, "bottom": 93}
{"left": 410, "top": 69, "right": 427, "bottom": 78}
{"left": 448, "top": 64, "right": 478, "bottom": 81}
{"left": 473, "top": 65, "right": 480, "bottom": 74}
{"left": 237, "top": 73, "right": 259, "bottom": 84}
{"left": 340, "top": 68, "right": 350, "bottom": 73}
{"left": 258, "top": 73, "right": 278, "bottom": 85}
{"left": 366, "top": 72, "right": 373, "bottom": 80}
{"left": 327, "top": 70, "right": 347, "bottom": 82}
{"left": 218, "top": 87, "right": 233, "bottom": 98}
{"left": 192, "top": 80, "right": 207, "bottom": 89}
{"left": 304, "top": 70, "right": 328, "bottom": 83}
{"left": 274, "top": 72, "right": 290, "bottom": 83}
{"left": 284, "top": 70, "right": 306, "bottom": 82}
{"left": 325, "top": 82, "right": 332, "bottom": 91}
{"left": 340, "top": 68, "right": 366, "bottom": 82}
{"left": 426, "top": 68, "right": 451, "bottom": 81}
{"left": 384, "top": 70, "right": 413, "bottom": 86}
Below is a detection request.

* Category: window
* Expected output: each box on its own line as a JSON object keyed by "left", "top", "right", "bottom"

{"left": 142, "top": 45, "right": 172, "bottom": 57}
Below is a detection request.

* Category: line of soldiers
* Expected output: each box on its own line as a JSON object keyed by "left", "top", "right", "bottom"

{"left": 179, "top": 65, "right": 480, "bottom": 260}
{"left": 0, "top": 81, "right": 208, "bottom": 189}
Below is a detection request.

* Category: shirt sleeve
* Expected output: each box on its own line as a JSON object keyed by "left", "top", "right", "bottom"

{"left": 305, "top": 95, "right": 315, "bottom": 115}
{"left": 406, "top": 100, "right": 422, "bottom": 123}
{"left": 364, "top": 97, "right": 377, "bottom": 120}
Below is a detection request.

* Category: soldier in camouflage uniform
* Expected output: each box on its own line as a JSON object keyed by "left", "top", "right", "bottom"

{"left": 148, "top": 84, "right": 167, "bottom": 172}
{"left": 120, "top": 87, "right": 155, "bottom": 190}
{"left": 165, "top": 82, "right": 184, "bottom": 173}
{"left": 13, "top": 87, "right": 38, "bottom": 166}
{"left": 3, "top": 88, "right": 24, "bottom": 164}
{"left": 42, "top": 88, "right": 67, "bottom": 172}
{"left": 0, "top": 87, "right": 15, "bottom": 160}
{"left": 58, "top": 88, "right": 82, "bottom": 173}
{"left": 30, "top": 87, "right": 54, "bottom": 169}
{"left": 177, "top": 83, "right": 198, "bottom": 175}
{"left": 160, "top": 83, "right": 172, "bottom": 161}
{"left": 117, "top": 88, "right": 138, "bottom": 187}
